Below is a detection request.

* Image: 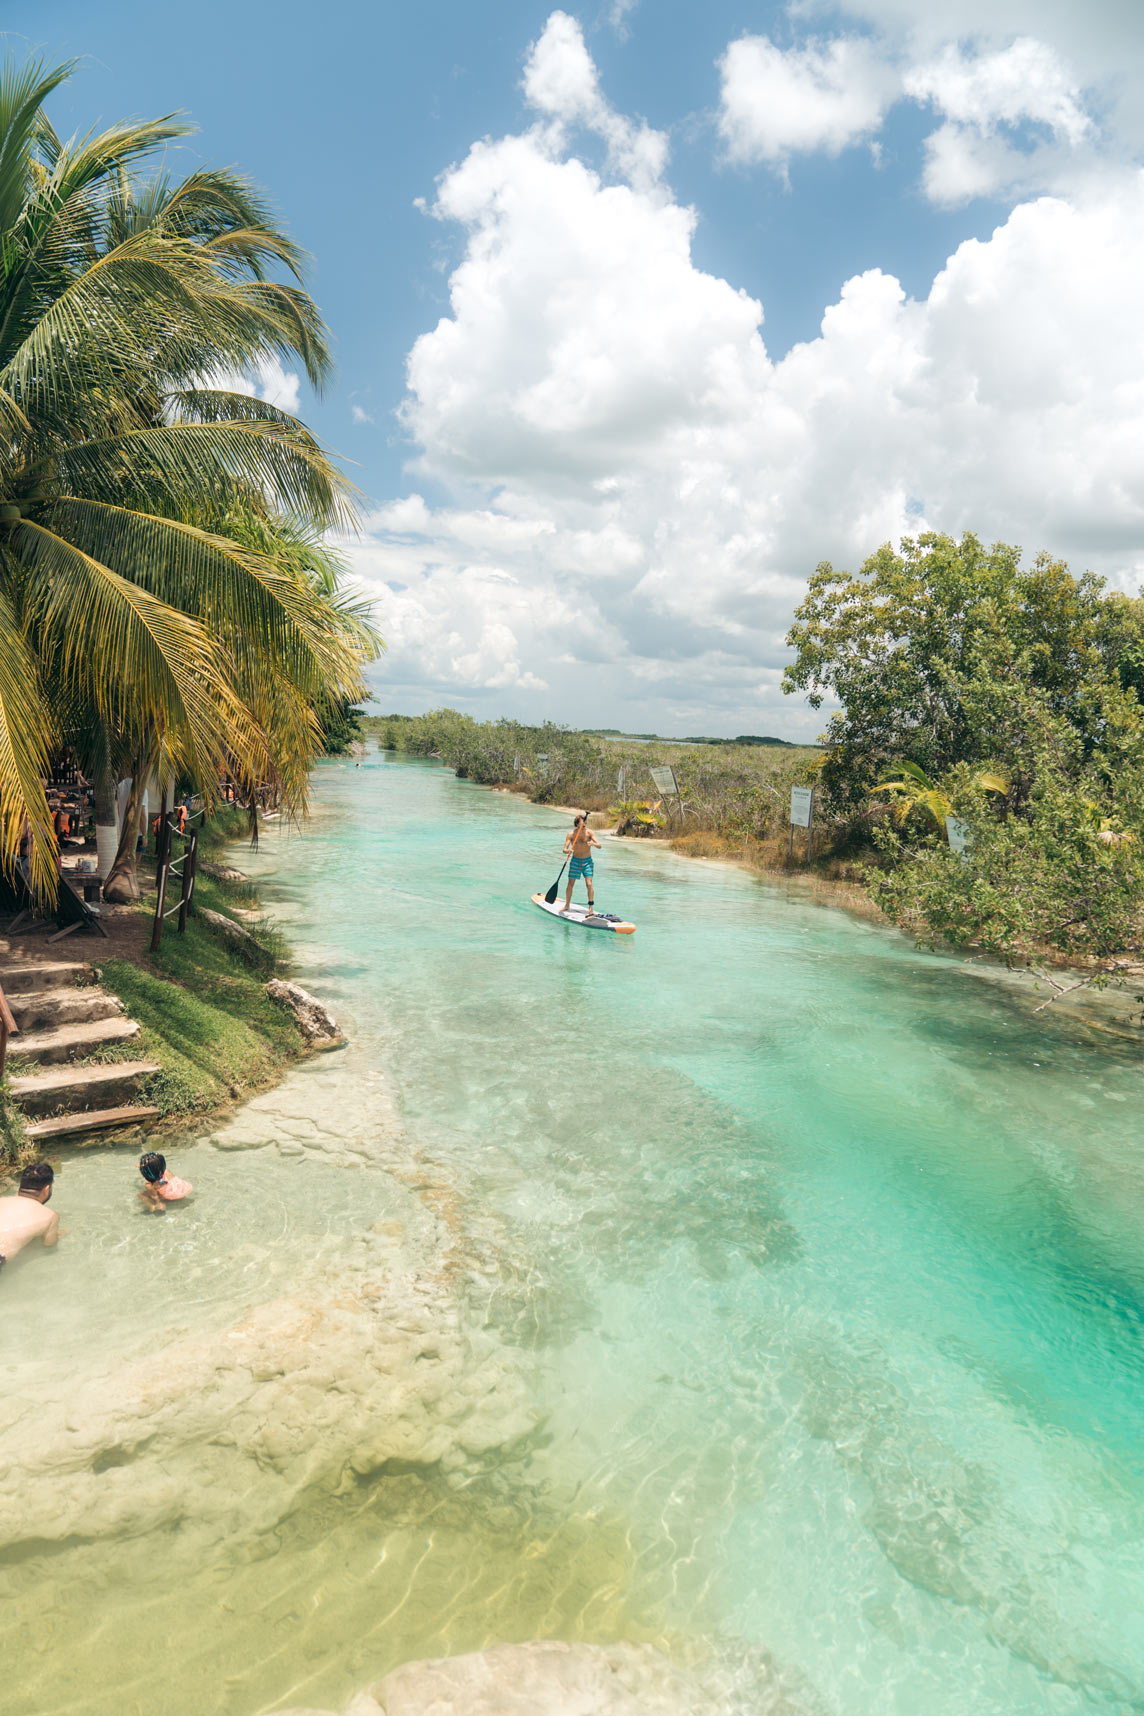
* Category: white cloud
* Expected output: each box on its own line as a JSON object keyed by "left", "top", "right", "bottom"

{"left": 717, "top": 5, "right": 1138, "bottom": 205}
{"left": 904, "top": 37, "right": 1094, "bottom": 205}
{"left": 904, "top": 37, "right": 1091, "bottom": 140}
{"left": 351, "top": 403, "right": 374, "bottom": 424}
{"left": 211, "top": 355, "right": 301, "bottom": 414}
{"left": 522, "top": 11, "right": 667, "bottom": 193}
{"left": 605, "top": 0, "right": 638, "bottom": 40}
{"left": 718, "top": 35, "right": 897, "bottom": 165}
{"left": 357, "top": 16, "right": 1144, "bottom": 734}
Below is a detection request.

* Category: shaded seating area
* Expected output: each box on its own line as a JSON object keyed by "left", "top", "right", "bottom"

{"left": 2, "top": 861, "right": 109, "bottom": 944}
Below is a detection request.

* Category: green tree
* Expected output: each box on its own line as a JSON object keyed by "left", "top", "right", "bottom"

{"left": 870, "top": 670, "right": 1144, "bottom": 967}
{"left": 783, "top": 532, "right": 1138, "bottom": 810}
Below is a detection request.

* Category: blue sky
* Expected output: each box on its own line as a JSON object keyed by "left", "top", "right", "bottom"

{"left": 15, "top": 1, "right": 1144, "bottom": 735}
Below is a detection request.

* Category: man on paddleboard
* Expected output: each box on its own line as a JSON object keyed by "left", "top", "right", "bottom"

{"left": 562, "top": 812, "right": 601, "bottom": 913}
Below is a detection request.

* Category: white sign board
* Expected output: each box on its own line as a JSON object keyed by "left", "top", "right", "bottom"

{"left": 617, "top": 767, "right": 626, "bottom": 795}
{"left": 650, "top": 765, "right": 678, "bottom": 798}
{"left": 536, "top": 753, "right": 548, "bottom": 771}
{"left": 790, "top": 786, "right": 814, "bottom": 828}
{"left": 945, "top": 815, "right": 972, "bottom": 859}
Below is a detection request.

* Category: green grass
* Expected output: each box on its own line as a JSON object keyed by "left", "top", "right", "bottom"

{"left": 197, "top": 802, "right": 255, "bottom": 855}
{"left": 92, "top": 854, "right": 304, "bottom": 1118}
{"left": 100, "top": 924, "right": 302, "bottom": 1117}
{"left": 0, "top": 1082, "right": 30, "bottom": 1172}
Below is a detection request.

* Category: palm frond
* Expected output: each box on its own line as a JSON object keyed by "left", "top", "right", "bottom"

{"left": 0, "top": 58, "right": 75, "bottom": 234}
{"left": 11, "top": 518, "right": 267, "bottom": 784}
{"left": 0, "top": 569, "right": 56, "bottom": 899}
{"left": 45, "top": 499, "right": 366, "bottom": 690}
{"left": 58, "top": 420, "right": 353, "bottom": 527}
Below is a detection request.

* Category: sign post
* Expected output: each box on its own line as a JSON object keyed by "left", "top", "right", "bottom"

{"left": 650, "top": 764, "right": 683, "bottom": 826}
{"left": 789, "top": 785, "right": 814, "bottom": 865}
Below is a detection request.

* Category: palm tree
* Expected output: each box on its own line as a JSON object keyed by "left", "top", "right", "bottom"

{"left": 874, "top": 760, "right": 1009, "bottom": 838}
{"left": 0, "top": 59, "right": 377, "bottom": 901}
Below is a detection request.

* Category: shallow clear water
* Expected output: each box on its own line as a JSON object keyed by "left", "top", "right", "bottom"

{"left": 5, "top": 753, "right": 1144, "bottom": 1715}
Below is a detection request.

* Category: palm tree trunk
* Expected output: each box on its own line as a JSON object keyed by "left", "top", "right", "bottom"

{"left": 91, "top": 747, "right": 120, "bottom": 896}
{"left": 104, "top": 768, "right": 145, "bottom": 902}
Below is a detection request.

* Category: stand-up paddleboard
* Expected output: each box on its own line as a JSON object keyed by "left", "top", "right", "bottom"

{"left": 531, "top": 893, "right": 636, "bottom": 934}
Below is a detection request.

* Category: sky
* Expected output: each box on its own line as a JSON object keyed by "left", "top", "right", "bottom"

{"left": 14, "top": 0, "right": 1144, "bottom": 738}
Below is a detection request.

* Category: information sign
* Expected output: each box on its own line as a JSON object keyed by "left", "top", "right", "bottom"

{"left": 536, "top": 753, "right": 548, "bottom": 771}
{"left": 650, "top": 765, "right": 678, "bottom": 798}
{"left": 790, "top": 786, "right": 814, "bottom": 828}
{"left": 945, "top": 816, "right": 972, "bottom": 859}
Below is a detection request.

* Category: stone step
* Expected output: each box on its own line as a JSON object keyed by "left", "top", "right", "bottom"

{"left": 0, "top": 960, "right": 89, "bottom": 996}
{"left": 24, "top": 1105, "right": 162, "bottom": 1142}
{"left": 9, "top": 1059, "right": 161, "bottom": 1118}
{"left": 8, "top": 986, "right": 123, "bottom": 1031}
{"left": 8, "top": 1016, "right": 140, "bottom": 1066}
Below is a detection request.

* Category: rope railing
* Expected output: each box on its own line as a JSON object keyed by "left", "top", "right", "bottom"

{"left": 150, "top": 810, "right": 201, "bottom": 955}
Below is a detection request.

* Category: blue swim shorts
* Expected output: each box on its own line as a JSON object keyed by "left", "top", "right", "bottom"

{"left": 568, "top": 854, "right": 594, "bottom": 879}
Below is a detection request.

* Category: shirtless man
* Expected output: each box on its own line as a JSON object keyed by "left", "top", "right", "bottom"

{"left": 563, "top": 812, "right": 602, "bottom": 913}
{"left": 0, "top": 1161, "right": 59, "bottom": 1271}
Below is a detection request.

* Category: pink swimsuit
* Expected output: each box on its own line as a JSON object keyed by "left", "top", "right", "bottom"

{"left": 156, "top": 1175, "right": 192, "bottom": 1201}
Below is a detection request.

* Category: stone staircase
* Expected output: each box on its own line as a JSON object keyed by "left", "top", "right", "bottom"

{"left": 0, "top": 944, "right": 160, "bottom": 1142}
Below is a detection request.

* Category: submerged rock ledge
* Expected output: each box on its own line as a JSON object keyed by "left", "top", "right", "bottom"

{"left": 0, "top": 1058, "right": 540, "bottom": 1564}
{"left": 0, "top": 1226, "right": 539, "bottom": 1558}
{"left": 280, "top": 1640, "right": 738, "bottom": 1715}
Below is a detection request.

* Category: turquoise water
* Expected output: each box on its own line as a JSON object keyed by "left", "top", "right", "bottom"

{"left": 239, "top": 755, "right": 1144, "bottom": 1714}
{"left": 5, "top": 751, "right": 1144, "bottom": 1715}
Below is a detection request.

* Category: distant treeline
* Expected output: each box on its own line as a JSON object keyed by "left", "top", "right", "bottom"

{"left": 582, "top": 729, "right": 797, "bottom": 747}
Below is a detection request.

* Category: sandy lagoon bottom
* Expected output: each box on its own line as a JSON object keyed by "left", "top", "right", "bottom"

{"left": 3, "top": 754, "right": 1144, "bottom": 1716}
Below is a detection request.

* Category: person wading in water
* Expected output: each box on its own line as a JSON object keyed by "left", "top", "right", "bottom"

{"left": 562, "top": 812, "right": 602, "bottom": 913}
{"left": 0, "top": 1161, "right": 59, "bottom": 1272}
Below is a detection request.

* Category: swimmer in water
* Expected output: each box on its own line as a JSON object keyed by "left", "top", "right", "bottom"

{"left": 138, "top": 1152, "right": 193, "bottom": 1212}
{"left": 0, "top": 1161, "right": 59, "bottom": 1271}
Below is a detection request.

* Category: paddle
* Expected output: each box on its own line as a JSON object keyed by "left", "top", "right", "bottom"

{"left": 544, "top": 858, "right": 569, "bottom": 904}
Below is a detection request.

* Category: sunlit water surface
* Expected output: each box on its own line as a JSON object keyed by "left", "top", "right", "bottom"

{"left": 4, "top": 754, "right": 1144, "bottom": 1715}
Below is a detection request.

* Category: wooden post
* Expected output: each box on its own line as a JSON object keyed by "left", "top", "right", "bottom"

{"left": 155, "top": 791, "right": 170, "bottom": 883}
{"left": 177, "top": 828, "right": 197, "bottom": 934}
{"left": 150, "top": 848, "right": 168, "bottom": 954}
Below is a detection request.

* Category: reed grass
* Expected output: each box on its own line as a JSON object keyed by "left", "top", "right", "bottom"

{"left": 369, "top": 710, "right": 825, "bottom": 850}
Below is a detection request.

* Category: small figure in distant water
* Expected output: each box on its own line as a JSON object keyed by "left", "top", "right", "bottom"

{"left": 138, "top": 1152, "right": 193, "bottom": 1211}
{"left": 562, "top": 812, "right": 602, "bottom": 913}
{"left": 0, "top": 1161, "right": 59, "bottom": 1270}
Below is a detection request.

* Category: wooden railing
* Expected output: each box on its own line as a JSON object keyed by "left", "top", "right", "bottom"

{"left": 149, "top": 811, "right": 201, "bottom": 955}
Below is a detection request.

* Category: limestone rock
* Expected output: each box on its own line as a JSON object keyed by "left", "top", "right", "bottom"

{"left": 0, "top": 1243, "right": 538, "bottom": 1559}
{"left": 267, "top": 978, "right": 345, "bottom": 1049}
{"left": 199, "top": 906, "right": 269, "bottom": 955}
{"left": 276, "top": 1641, "right": 728, "bottom": 1716}
{"left": 199, "top": 860, "right": 249, "bottom": 882}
